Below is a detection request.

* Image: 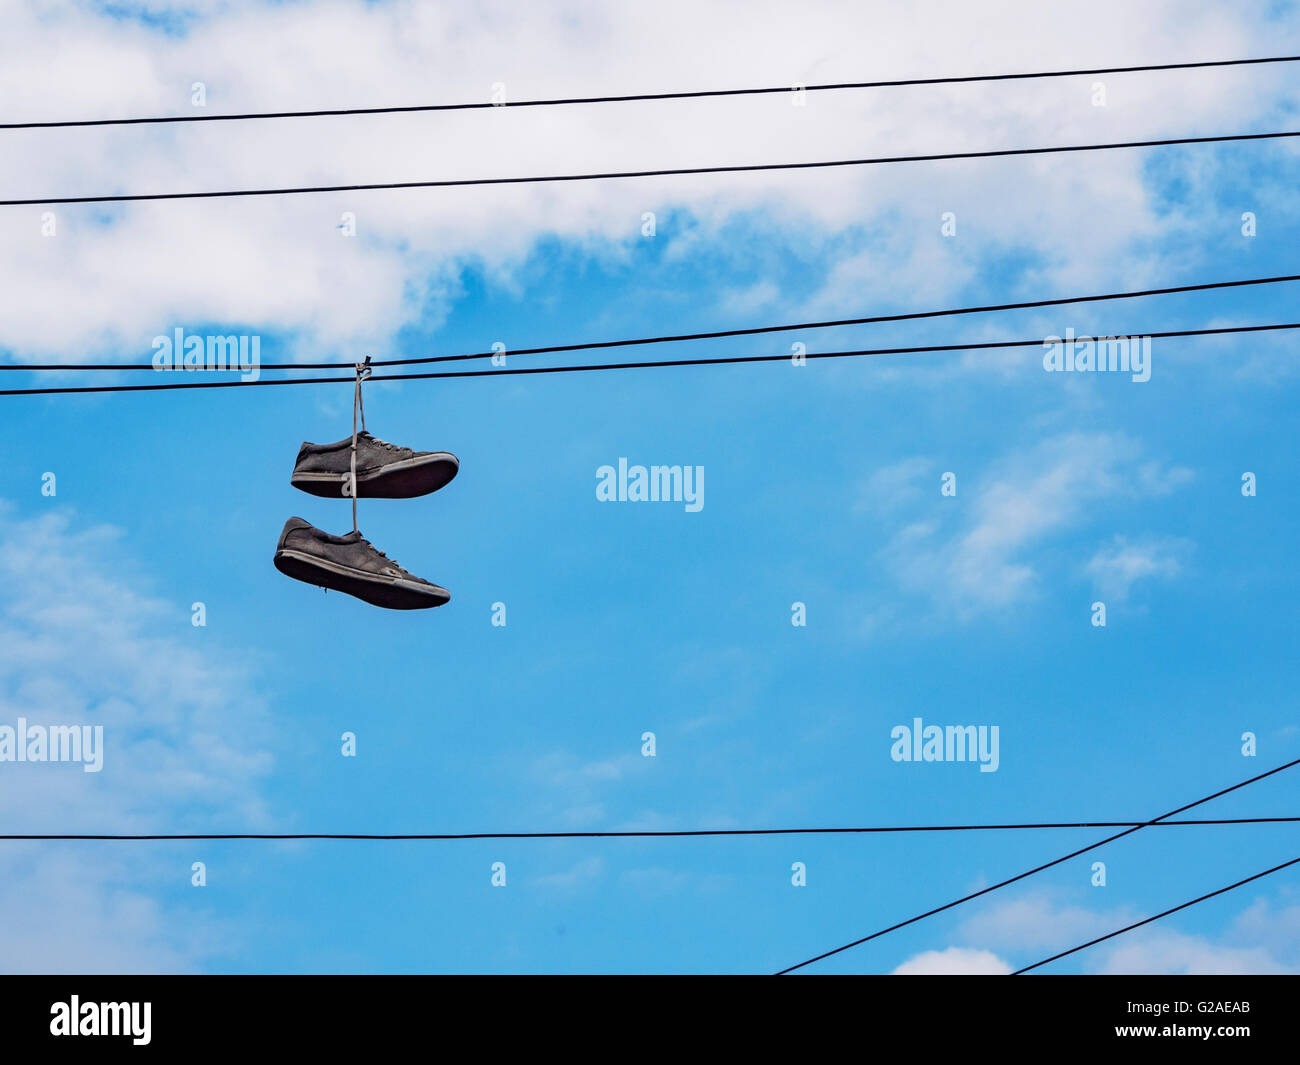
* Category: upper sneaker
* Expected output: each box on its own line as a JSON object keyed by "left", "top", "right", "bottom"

{"left": 291, "top": 431, "right": 458, "bottom": 499}
{"left": 272, "top": 516, "right": 449, "bottom": 610}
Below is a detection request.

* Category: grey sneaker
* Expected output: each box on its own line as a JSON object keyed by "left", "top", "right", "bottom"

{"left": 290, "top": 431, "right": 458, "bottom": 499}
{"left": 272, "top": 517, "right": 450, "bottom": 610}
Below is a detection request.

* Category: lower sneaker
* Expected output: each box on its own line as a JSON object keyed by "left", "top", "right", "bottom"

{"left": 272, "top": 517, "right": 449, "bottom": 610}
{"left": 291, "top": 431, "right": 459, "bottom": 499}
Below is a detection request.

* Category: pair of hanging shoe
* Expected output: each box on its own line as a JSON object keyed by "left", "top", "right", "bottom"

{"left": 273, "top": 426, "right": 458, "bottom": 610}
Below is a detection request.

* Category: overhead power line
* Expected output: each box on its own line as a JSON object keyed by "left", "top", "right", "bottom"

{"left": 2, "top": 321, "right": 1296, "bottom": 397}
{"left": 4, "top": 816, "right": 1295, "bottom": 842}
{"left": 3, "top": 130, "right": 1296, "bottom": 207}
{"left": 4, "top": 55, "right": 1297, "bottom": 129}
{"left": 774, "top": 754, "right": 1300, "bottom": 975}
{"left": 7, "top": 272, "right": 1298, "bottom": 373}
{"left": 1013, "top": 855, "right": 1300, "bottom": 974}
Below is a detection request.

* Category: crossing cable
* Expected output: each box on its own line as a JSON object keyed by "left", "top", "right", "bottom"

{"left": 774, "top": 754, "right": 1300, "bottom": 975}
{"left": 2, "top": 321, "right": 1297, "bottom": 397}
{"left": 6, "top": 272, "right": 1297, "bottom": 373}
{"left": 1012, "top": 854, "right": 1300, "bottom": 974}
{"left": 2, "top": 816, "right": 1296, "bottom": 842}
{"left": 2, "top": 130, "right": 1297, "bottom": 207}
{"left": 4, "top": 55, "right": 1297, "bottom": 129}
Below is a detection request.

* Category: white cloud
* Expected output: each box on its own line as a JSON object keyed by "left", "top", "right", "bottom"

{"left": 521, "top": 748, "right": 652, "bottom": 828}
{"left": 0, "top": 504, "right": 273, "bottom": 831}
{"left": 892, "top": 946, "right": 1012, "bottom": 975}
{"left": 1086, "top": 534, "right": 1190, "bottom": 602}
{"left": 1095, "top": 929, "right": 1293, "bottom": 975}
{"left": 952, "top": 889, "right": 1300, "bottom": 975}
{"left": 535, "top": 856, "right": 606, "bottom": 893}
{"left": 960, "top": 892, "right": 1134, "bottom": 952}
{"left": 0, "top": 501, "right": 274, "bottom": 972}
{"left": 1229, "top": 893, "right": 1300, "bottom": 948}
{"left": 718, "top": 279, "right": 782, "bottom": 317}
{"left": 877, "top": 431, "right": 1191, "bottom": 617}
{"left": 857, "top": 456, "right": 933, "bottom": 514}
{"left": 0, "top": 0, "right": 1295, "bottom": 364}
{"left": 0, "top": 849, "right": 235, "bottom": 974}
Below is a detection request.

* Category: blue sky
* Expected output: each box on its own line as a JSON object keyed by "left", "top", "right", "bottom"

{"left": 0, "top": 0, "right": 1298, "bottom": 974}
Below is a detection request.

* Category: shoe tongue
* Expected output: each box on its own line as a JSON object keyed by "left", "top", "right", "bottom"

{"left": 340, "top": 531, "right": 364, "bottom": 543}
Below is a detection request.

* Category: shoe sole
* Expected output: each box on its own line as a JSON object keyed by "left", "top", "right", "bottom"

{"left": 291, "top": 453, "right": 459, "bottom": 499}
{"left": 273, "top": 548, "right": 450, "bottom": 610}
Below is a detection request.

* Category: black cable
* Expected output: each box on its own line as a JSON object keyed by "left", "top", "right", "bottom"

{"left": 4, "top": 55, "right": 1297, "bottom": 129}
{"left": 1012, "top": 855, "right": 1300, "bottom": 974}
{"left": 3, "top": 130, "right": 1296, "bottom": 207}
{"left": 774, "top": 754, "right": 1300, "bottom": 975}
{"left": 8, "top": 272, "right": 1297, "bottom": 372}
{"left": 2, "top": 816, "right": 1295, "bottom": 842}
{"left": 3, "top": 322, "right": 1296, "bottom": 397}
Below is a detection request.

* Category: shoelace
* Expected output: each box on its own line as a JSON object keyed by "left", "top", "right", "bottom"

{"left": 349, "top": 358, "right": 371, "bottom": 532}
{"left": 361, "top": 432, "right": 412, "bottom": 456}
{"left": 360, "top": 537, "right": 414, "bottom": 578}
